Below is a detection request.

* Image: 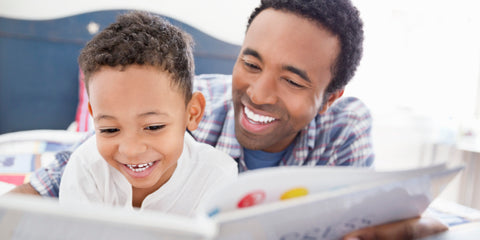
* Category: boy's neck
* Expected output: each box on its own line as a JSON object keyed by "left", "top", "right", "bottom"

{"left": 131, "top": 162, "right": 178, "bottom": 208}
{"left": 132, "top": 188, "right": 150, "bottom": 208}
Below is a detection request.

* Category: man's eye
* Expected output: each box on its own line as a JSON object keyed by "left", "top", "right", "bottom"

{"left": 99, "top": 128, "right": 119, "bottom": 134}
{"left": 145, "top": 125, "right": 164, "bottom": 131}
{"left": 285, "top": 78, "right": 305, "bottom": 88}
{"left": 243, "top": 61, "right": 261, "bottom": 71}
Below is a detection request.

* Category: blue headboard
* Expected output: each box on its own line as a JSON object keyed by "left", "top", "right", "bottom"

{"left": 0, "top": 10, "right": 240, "bottom": 134}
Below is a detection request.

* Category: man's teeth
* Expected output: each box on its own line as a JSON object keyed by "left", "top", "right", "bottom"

{"left": 126, "top": 162, "right": 154, "bottom": 172}
{"left": 244, "top": 106, "right": 275, "bottom": 123}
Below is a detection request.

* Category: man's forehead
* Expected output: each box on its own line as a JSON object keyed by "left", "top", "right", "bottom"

{"left": 246, "top": 8, "right": 336, "bottom": 38}
{"left": 242, "top": 9, "right": 340, "bottom": 78}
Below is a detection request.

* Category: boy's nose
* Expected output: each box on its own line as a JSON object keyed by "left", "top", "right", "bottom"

{"left": 118, "top": 136, "right": 147, "bottom": 157}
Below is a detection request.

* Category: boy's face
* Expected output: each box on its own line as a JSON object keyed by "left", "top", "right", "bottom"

{"left": 232, "top": 9, "right": 343, "bottom": 153}
{"left": 88, "top": 65, "right": 192, "bottom": 195}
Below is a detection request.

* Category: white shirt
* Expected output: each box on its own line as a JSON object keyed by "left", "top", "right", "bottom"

{"left": 59, "top": 132, "right": 238, "bottom": 217}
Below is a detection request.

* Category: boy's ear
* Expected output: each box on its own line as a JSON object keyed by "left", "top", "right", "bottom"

{"left": 88, "top": 102, "right": 93, "bottom": 116}
{"left": 318, "top": 89, "right": 344, "bottom": 114}
{"left": 186, "top": 92, "right": 206, "bottom": 131}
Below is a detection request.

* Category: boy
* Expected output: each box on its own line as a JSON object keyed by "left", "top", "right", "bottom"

{"left": 58, "top": 11, "right": 238, "bottom": 217}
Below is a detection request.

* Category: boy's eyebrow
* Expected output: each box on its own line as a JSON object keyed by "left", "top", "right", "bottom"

{"left": 138, "top": 111, "right": 168, "bottom": 118}
{"left": 242, "top": 47, "right": 310, "bottom": 83}
{"left": 94, "top": 114, "right": 115, "bottom": 122}
{"left": 94, "top": 112, "right": 167, "bottom": 121}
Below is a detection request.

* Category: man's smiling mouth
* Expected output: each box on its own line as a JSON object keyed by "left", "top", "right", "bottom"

{"left": 244, "top": 106, "right": 276, "bottom": 124}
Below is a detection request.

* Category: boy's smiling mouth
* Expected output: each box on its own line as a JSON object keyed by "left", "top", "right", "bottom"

{"left": 126, "top": 162, "right": 155, "bottom": 172}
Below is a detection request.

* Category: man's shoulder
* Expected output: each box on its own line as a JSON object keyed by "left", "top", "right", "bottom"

{"left": 195, "top": 73, "right": 232, "bottom": 81}
{"left": 324, "top": 96, "right": 372, "bottom": 122}
{"left": 193, "top": 74, "right": 232, "bottom": 92}
{"left": 194, "top": 74, "right": 233, "bottom": 114}
{"left": 311, "top": 96, "right": 372, "bottom": 135}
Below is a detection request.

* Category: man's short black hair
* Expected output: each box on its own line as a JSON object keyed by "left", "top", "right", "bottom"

{"left": 247, "top": 0, "right": 364, "bottom": 97}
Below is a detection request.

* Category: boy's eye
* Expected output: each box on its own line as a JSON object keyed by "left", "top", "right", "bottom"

{"left": 145, "top": 125, "right": 165, "bottom": 131}
{"left": 99, "top": 128, "right": 119, "bottom": 134}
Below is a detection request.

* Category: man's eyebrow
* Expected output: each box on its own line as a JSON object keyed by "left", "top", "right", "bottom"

{"left": 242, "top": 48, "right": 263, "bottom": 62}
{"left": 283, "top": 65, "right": 311, "bottom": 83}
{"left": 242, "top": 47, "right": 310, "bottom": 83}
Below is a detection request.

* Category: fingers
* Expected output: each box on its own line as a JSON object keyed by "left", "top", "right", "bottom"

{"left": 6, "top": 183, "right": 41, "bottom": 196}
{"left": 342, "top": 217, "right": 448, "bottom": 240}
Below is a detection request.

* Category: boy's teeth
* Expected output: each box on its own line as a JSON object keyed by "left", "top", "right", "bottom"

{"left": 126, "top": 162, "right": 154, "bottom": 172}
{"left": 244, "top": 106, "right": 275, "bottom": 123}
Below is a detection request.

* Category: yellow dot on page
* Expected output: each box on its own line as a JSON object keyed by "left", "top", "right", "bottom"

{"left": 280, "top": 187, "right": 309, "bottom": 200}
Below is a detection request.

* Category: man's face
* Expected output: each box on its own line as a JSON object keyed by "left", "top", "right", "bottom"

{"left": 88, "top": 65, "right": 189, "bottom": 195}
{"left": 232, "top": 9, "right": 341, "bottom": 152}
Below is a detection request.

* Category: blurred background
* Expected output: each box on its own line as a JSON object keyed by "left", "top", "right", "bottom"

{"left": 1, "top": 0, "right": 480, "bottom": 209}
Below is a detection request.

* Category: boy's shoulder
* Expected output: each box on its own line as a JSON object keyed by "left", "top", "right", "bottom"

{"left": 184, "top": 133, "right": 237, "bottom": 173}
{"left": 68, "top": 135, "right": 106, "bottom": 170}
{"left": 70, "top": 135, "right": 98, "bottom": 159}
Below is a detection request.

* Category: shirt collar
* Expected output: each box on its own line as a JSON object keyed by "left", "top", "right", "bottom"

{"left": 286, "top": 119, "right": 316, "bottom": 165}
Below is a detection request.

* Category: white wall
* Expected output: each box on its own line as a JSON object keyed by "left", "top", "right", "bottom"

{"left": 0, "top": 0, "right": 259, "bottom": 45}
{"left": 350, "top": 0, "right": 480, "bottom": 171}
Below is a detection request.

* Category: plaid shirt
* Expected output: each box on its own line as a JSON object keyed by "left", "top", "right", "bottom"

{"left": 31, "top": 74, "right": 374, "bottom": 197}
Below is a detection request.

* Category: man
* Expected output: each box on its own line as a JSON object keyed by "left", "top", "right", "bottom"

{"left": 10, "top": 0, "right": 447, "bottom": 239}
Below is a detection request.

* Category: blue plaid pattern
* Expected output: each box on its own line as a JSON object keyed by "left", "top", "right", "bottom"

{"left": 30, "top": 132, "right": 91, "bottom": 197}
{"left": 31, "top": 74, "right": 374, "bottom": 197}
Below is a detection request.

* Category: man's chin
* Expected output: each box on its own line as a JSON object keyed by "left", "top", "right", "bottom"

{"left": 235, "top": 127, "right": 267, "bottom": 151}
{"left": 237, "top": 137, "right": 267, "bottom": 151}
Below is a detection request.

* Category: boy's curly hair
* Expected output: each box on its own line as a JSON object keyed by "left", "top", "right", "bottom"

{"left": 78, "top": 11, "right": 194, "bottom": 102}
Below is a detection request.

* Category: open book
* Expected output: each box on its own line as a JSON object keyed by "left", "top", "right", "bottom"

{"left": 0, "top": 164, "right": 462, "bottom": 240}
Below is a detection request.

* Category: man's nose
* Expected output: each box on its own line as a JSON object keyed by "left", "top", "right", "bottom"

{"left": 246, "top": 75, "right": 277, "bottom": 105}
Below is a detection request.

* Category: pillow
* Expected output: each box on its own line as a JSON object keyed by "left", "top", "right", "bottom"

{"left": 75, "top": 67, "right": 94, "bottom": 132}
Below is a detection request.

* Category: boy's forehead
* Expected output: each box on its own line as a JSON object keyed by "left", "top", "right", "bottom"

{"left": 89, "top": 65, "right": 174, "bottom": 83}
{"left": 88, "top": 65, "right": 187, "bottom": 109}
{"left": 88, "top": 65, "right": 175, "bottom": 90}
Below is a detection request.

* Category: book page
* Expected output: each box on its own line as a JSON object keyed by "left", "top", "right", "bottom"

{"left": 208, "top": 164, "right": 462, "bottom": 240}
{"left": 0, "top": 194, "right": 216, "bottom": 240}
{"left": 202, "top": 164, "right": 448, "bottom": 215}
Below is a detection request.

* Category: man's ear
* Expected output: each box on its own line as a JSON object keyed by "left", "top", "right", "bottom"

{"left": 318, "top": 89, "right": 344, "bottom": 114}
{"left": 186, "top": 92, "right": 206, "bottom": 131}
{"left": 88, "top": 102, "right": 93, "bottom": 116}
